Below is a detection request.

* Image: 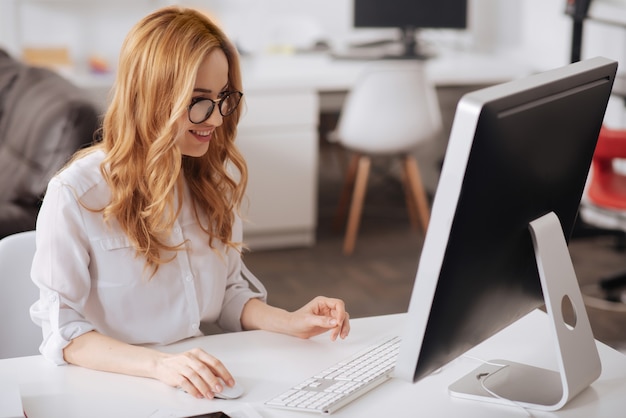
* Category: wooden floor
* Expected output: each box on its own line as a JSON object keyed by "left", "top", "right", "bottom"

{"left": 242, "top": 139, "right": 626, "bottom": 354}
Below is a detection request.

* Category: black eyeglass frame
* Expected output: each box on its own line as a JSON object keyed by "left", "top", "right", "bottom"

{"left": 187, "top": 91, "right": 243, "bottom": 124}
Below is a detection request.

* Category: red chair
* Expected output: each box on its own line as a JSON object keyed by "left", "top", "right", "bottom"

{"left": 580, "top": 125, "right": 626, "bottom": 301}
{"left": 586, "top": 126, "right": 626, "bottom": 211}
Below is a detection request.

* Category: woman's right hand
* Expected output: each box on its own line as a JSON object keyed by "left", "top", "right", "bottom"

{"left": 63, "top": 331, "right": 235, "bottom": 399}
{"left": 154, "top": 348, "right": 235, "bottom": 399}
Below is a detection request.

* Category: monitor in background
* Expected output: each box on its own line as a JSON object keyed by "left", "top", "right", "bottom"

{"left": 394, "top": 57, "right": 617, "bottom": 410}
{"left": 352, "top": 0, "right": 467, "bottom": 59}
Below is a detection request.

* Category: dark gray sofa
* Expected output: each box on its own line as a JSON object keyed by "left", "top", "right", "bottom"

{"left": 0, "top": 49, "right": 100, "bottom": 238}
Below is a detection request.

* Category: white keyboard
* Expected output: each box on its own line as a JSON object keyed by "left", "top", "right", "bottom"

{"left": 265, "top": 335, "right": 401, "bottom": 414}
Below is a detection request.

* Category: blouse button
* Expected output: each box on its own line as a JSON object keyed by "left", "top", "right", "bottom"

{"left": 48, "top": 294, "right": 57, "bottom": 302}
{"left": 192, "top": 323, "right": 199, "bottom": 330}
{"left": 185, "top": 275, "right": 193, "bottom": 282}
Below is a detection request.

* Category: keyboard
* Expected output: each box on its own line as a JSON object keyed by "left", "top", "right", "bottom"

{"left": 265, "top": 335, "right": 401, "bottom": 414}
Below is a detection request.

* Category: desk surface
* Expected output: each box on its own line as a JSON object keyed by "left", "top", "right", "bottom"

{"left": 238, "top": 50, "right": 535, "bottom": 93}
{"left": 1, "top": 310, "right": 625, "bottom": 418}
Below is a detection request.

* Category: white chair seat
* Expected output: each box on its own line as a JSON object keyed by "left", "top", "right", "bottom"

{"left": 580, "top": 198, "right": 626, "bottom": 232}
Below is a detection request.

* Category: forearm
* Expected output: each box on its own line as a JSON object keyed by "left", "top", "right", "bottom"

{"left": 240, "top": 298, "right": 291, "bottom": 333}
{"left": 63, "top": 330, "right": 165, "bottom": 379}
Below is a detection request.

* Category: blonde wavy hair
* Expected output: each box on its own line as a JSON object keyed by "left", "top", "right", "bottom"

{"left": 75, "top": 6, "right": 247, "bottom": 271}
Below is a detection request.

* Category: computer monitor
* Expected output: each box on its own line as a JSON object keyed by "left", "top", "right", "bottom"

{"left": 353, "top": 0, "right": 468, "bottom": 59}
{"left": 394, "top": 57, "right": 617, "bottom": 410}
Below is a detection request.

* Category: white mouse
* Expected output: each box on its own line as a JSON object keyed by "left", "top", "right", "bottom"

{"left": 213, "top": 380, "right": 244, "bottom": 400}
{"left": 177, "top": 379, "right": 245, "bottom": 400}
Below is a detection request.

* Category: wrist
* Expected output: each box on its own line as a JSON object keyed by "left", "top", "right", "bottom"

{"left": 241, "top": 298, "right": 290, "bottom": 333}
{"left": 148, "top": 349, "right": 172, "bottom": 380}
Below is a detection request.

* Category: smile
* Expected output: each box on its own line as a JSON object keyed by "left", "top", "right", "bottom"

{"left": 190, "top": 129, "right": 212, "bottom": 137}
{"left": 190, "top": 129, "right": 213, "bottom": 143}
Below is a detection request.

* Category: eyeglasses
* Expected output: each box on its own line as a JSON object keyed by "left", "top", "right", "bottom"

{"left": 187, "top": 91, "right": 243, "bottom": 124}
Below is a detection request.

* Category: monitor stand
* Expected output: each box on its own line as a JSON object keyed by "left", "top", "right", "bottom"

{"left": 448, "top": 211, "right": 601, "bottom": 411}
{"left": 332, "top": 27, "right": 433, "bottom": 61}
{"left": 391, "top": 26, "right": 433, "bottom": 61}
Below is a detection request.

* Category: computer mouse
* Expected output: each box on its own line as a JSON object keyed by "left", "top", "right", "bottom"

{"left": 213, "top": 380, "right": 244, "bottom": 400}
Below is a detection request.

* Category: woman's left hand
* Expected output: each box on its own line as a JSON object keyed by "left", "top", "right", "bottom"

{"left": 288, "top": 296, "right": 350, "bottom": 341}
{"left": 241, "top": 296, "right": 350, "bottom": 341}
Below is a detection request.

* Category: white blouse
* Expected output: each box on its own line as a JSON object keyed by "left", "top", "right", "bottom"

{"left": 29, "top": 150, "right": 266, "bottom": 365}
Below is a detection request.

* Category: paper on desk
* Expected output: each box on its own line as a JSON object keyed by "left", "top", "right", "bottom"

{"left": 149, "top": 403, "right": 262, "bottom": 418}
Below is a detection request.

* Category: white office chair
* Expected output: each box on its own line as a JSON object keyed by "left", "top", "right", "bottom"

{"left": 0, "top": 230, "right": 41, "bottom": 358}
{"left": 331, "top": 60, "right": 442, "bottom": 255}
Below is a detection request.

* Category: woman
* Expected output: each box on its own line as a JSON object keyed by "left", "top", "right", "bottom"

{"left": 29, "top": 6, "right": 350, "bottom": 401}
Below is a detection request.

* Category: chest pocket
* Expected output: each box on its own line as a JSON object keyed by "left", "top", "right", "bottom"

{"left": 98, "top": 235, "right": 132, "bottom": 251}
{"left": 92, "top": 235, "right": 142, "bottom": 287}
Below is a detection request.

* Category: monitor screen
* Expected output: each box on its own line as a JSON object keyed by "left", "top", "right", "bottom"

{"left": 394, "top": 57, "right": 616, "bottom": 386}
{"left": 354, "top": 0, "right": 468, "bottom": 29}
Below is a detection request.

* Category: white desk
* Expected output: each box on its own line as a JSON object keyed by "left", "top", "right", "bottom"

{"left": 1, "top": 310, "right": 625, "bottom": 418}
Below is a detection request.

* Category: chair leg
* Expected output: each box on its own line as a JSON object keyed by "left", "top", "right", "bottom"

{"left": 333, "top": 153, "right": 360, "bottom": 232}
{"left": 402, "top": 155, "right": 430, "bottom": 232}
{"left": 401, "top": 163, "right": 420, "bottom": 231}
{"left": 343, "top": 155, "right": 371, "bottom": 255}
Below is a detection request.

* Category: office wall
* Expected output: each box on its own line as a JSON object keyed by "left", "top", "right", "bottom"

{"left": 0, "top": 0, "right": 158, "bottom": 70}
{"left": 1, "top": 0, "right": 625, "bottom": 125}
{"left": 209, "top": 0, "right": 524, "bottom": 55}
{"left": 0, "top": 0, "right": 594, "bottom": 70}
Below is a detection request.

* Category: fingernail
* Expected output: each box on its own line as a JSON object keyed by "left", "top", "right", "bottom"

{"left": 227, "top": 379, "right": 235, "bottom": 387}
{"left": 329, "top": 319, "right": 337, "bottom": 326}
{"left": 214, "top": 384, "right": 223, "bottom": 393}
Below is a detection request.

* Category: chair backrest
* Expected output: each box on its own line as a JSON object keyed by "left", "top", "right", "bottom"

{"left": 0, "top": 49, "right": 99, "bottom": 239}
{"left": 0, "top": 230, "right": 40, "bottom": 358}
{"left": 587, "top": 126, "right": 626, "bottom": 210}
{"left": 336, "top": 60, "right": 442, "bottom": 155}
